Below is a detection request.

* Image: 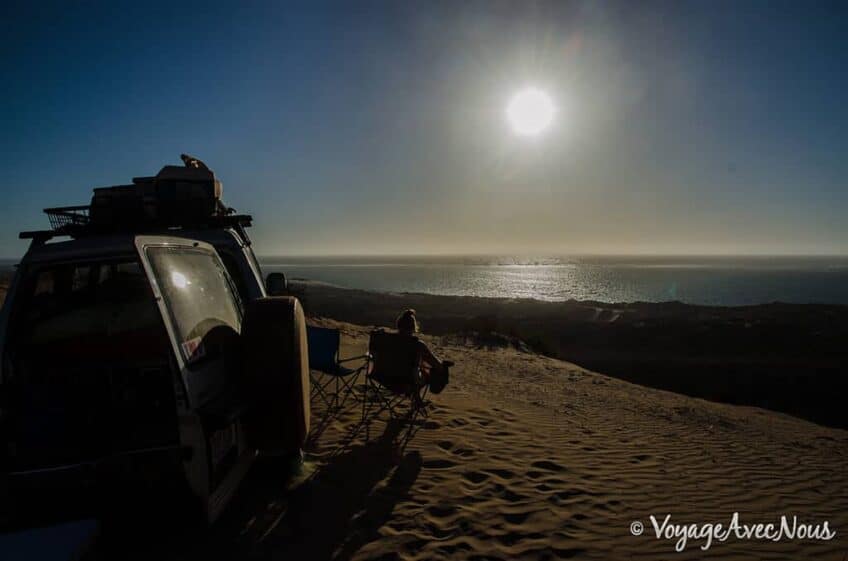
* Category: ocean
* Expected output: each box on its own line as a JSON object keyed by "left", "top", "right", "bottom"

{"left": 261, "top": 255, "right": 848, "bottom": 306}
{"left": 3, "top": 255, "right": 847, "bottom": 307}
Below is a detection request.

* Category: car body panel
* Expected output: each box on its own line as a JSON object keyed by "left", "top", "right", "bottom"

{"left": 1, "top": 231, "right": 259, "bottom": 526}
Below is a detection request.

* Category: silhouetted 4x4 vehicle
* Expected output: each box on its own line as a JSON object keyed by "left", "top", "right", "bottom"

{"left": 0, "top": 155, "right": 309, "bottom": 528}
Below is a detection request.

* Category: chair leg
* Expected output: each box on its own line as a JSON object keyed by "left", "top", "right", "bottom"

{"left": 411, "top": 391, "right": 423, "bottom": 422}
{"left": 419, "top": 384, "right": 430, "bottom": 417}
{"left": 311, "top": 373, "right": 333, "bottom": 409}
{"left": 362, "top": 376, "right": 375, "bottom": 425}
{"left": 335, "top": 369, "right": 362, "bottom": 411}
{"left": 383, "top": 392, "right": 404, "bottom": 421}
{"left": 313, "top": 370, "right": 366, "bottom": 412}
{"left": 362, "top": 377, "right": 392, "bottom": 438}
{"left": 333, "top": 376, "right": 341, "bottom": 410}
{"left": 361, "top": 375, "right": 433, "bottom": 441}
{"left": 361, "top": 380, "right": 368, "bottom": 436}
{"left": 361, "top": 378, "right": 395, "bottom": 429}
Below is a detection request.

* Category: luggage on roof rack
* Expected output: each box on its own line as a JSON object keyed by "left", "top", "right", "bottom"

{"left": 19, "top": 154, "right": 252, "bottom": 242}
{"left": 90, "top": 160, "right": 223, "bottom": 228}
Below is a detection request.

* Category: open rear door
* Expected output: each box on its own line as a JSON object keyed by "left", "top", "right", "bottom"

{"left": 135, "top": 235, "right": 251, "bottom": 518}
{"left": 135, "top": 235, "right": 243, "bottom": 409}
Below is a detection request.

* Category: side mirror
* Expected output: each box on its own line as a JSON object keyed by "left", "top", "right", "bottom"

{"left": 265, "top": 272, "right": 288, "bottom": 296}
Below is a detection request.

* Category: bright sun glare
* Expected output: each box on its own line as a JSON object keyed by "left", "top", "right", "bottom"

{"left": 506, "top": 88, "right": 555, "bottom": 137}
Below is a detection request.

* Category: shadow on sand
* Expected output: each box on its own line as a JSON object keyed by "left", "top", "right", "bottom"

{"left": 209, "top": 418, "right": 422, "bottom": 560}
{"left": 91, "top": 416, "right": 422, "bottom": 560}
{"left": 265, "top": 419, "right": 421, "bottom": 560}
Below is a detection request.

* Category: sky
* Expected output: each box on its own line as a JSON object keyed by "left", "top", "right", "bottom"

{"left": 1, "top": 0, "right": 847, "bottom": 257}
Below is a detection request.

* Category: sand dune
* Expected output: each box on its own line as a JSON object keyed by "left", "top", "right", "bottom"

{"left": 4, "top": 266, "right": 846, "bottom": 559}
{"left": 109, "top": 318, "right": 846, "bottom": 561}
{"left": 292, "top": 282, "right": 848, "bottom": 429}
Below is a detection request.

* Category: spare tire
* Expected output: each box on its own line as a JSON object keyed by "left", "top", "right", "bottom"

{"left": 240, "top": 297, "right": 310, "bottom": 456}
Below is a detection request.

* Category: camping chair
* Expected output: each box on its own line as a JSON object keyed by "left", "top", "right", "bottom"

{"left": 307, "top": 326, "right": 367, "bottom": 410}
{"left": 361, "top": 330, "right": 430, "bottom": 424}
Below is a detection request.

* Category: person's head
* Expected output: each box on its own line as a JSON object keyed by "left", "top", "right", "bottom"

{"left": 396, "top": 308, "right": 419, "bottom": 335}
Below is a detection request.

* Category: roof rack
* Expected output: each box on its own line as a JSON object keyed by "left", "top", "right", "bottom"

{"left": 45, "top": 205, "right": 91, "bottom": 230}
{"left": 19, "top": 154, "right": 253, "bottom": 245}
{"left": 20, "top": 211, "right": 253, "bottom": 242}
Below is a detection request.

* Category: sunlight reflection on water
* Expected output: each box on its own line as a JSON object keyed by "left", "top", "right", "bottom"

{"left": 261, "top": 257, "right": 848, "bottom": 306}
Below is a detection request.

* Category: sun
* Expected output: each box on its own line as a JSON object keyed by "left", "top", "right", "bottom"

{"left": 506, "top": 88, "right": 555, "bottom": 136}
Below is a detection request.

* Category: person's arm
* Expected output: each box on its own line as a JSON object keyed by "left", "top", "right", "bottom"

{"left": 417, "top": 340, "right": 442, "bottom": 369}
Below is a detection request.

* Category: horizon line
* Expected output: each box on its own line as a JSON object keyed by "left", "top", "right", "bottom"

{"left": 257, "top": 252, "right": 848, "bottom": 259}
{"left": 3, "top": 251, "right": 848, "bottom": 261}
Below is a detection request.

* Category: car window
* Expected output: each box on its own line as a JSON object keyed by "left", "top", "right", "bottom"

{"left": 17, "top": 260, "right": 163, "bottom": 357}
{"left": 218, "top": 250, "right": 250, "bottom": 302}
{"left": 145, "top": 246, "right": 241, "bottom": 364}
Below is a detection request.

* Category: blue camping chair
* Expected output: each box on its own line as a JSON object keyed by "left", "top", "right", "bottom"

{"left": 307, "top": 326, "right": 367, "bottom": 410}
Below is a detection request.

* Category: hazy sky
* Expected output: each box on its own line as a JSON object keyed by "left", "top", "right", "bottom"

{"left": 2, "top": 1, "right": 847, "bottom": 257}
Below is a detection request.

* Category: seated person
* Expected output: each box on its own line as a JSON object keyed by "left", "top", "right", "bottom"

{"left": 395, "top": 309, "right": 451, "bottom": 392}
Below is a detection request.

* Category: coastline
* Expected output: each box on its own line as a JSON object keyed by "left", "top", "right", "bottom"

{"left": 2, "top": 271, "right": 845, "bottom": 428}
{"left": 291, "top": 280, "right": 848, "bottom": 429}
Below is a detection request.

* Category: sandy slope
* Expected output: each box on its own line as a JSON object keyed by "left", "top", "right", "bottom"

{"left": 2, "top": 280, "right": 844, "bottom": 558}
{"left": 4, "top": 276, "right": 847, "bottom": 559}
{"left": 294, "top": 281, "right": 848, "bottom": 429}
{"left": 163, "top": 318, "right": 846, "bottom": 561}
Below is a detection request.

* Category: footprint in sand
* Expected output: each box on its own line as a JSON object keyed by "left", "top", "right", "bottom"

{"left": 462, "top": 471, "right": 490, "bottom": 484}
{"left": 426, "top": 504, "right": 458, "bottom": 518}
{"left": 492, "top": 486, "right": 527, "bottom": 502}
{"left": 530, "top": 460, "right": 567, "bottom": 473}
{"left": 423, "top": 458, "right": 460, "bottom": 470}
{"left": 437, "top": 440, "right": 477, "bottom": 458}
{"left": 482, "top": 468, "right": 515, "bottom": 480}
{"left": 503, "top": 511, "right": 532, "bottom": 525}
